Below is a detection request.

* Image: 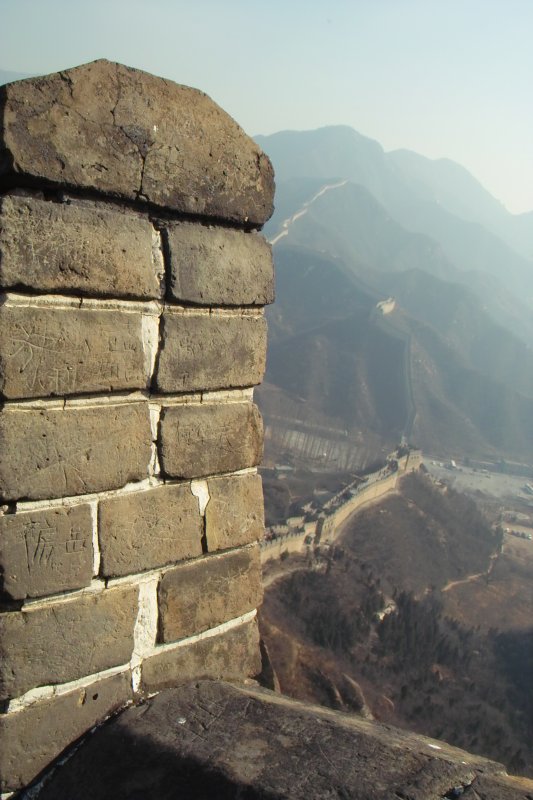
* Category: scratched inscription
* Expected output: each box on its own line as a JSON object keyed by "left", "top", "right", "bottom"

{"left": 156, "top": 314, "right": 266, "bottom": 393}
{"left": 99, "top": 484, "right": 202, "bottom": 577}
{"left": 0, "top": 306, "right": 146, "bottom": 399}
{"left": 160, "top": 403, "right": 262, "bottom": 479}
{"left": 205, "top": 474, "right": 263, "bottom": 551}
{"left": 0, "top": 505, "right": 93, "bottom": 600}
{"left": 166, "top": 221, "right": 273, "bottom": 306}
{"left": 0, "top": 194, "right": 160, "bottom": 298}
{"left": 0, "top": 403, "right": 152, "bottom": 501}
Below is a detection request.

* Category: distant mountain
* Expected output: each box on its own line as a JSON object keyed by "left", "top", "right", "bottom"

{"left": 370, "top": 268, "right": 533, "bottom": 400}
{"left": 259, "top": 244, "right": 533, "bottom": 465}
{"left": 266, "top": 178, "right": 458, "bottom": 281}
{"left": 388, "top": 148, "right": 533, "bottom": 261}
{"left": 257, "top": 127, "right": 533, "bottom": 310}
{"left": 255, "top": 126, "right": 533, "bottom": 465}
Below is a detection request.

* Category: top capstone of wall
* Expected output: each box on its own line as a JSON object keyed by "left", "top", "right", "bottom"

{"left": 0, "top": 59, "right": 275, "bottom": 225}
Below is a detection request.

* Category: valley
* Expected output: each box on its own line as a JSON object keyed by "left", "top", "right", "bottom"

{"left": 259, "top": 464, "right": 533, "bottom": 777}
{"left": 253, "top": 120, "right": 533, "bottom": 781}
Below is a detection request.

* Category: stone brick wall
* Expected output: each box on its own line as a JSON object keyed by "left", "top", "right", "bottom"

{"left": 0, "top": 59, "right": 274, "bottom": 794}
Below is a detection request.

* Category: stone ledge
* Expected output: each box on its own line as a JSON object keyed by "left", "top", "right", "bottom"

{"left": 30, "top": 680, "right": 533, "bottom": 799}
{"left": 0, "top": 60, "right": 274, "bottom": 225}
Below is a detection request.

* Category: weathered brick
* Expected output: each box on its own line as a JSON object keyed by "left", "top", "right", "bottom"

{"left": 0, "top": 670, "right": 132, "bottom": 793}
{"left": 0, "top": 305, "right": 147, "bottom": 399}
{"left": 0, "top": 194, "right": 161, "bottom": 299}
{"left": 158, "top": 546, "right": 262, "bottom": 643}
{"left": 0, "top": 61, "right": 274, "bottom": 225}
{"left": 0, "top": 504, "right": 93, "bottom": 600}
{"left": 159, "top": 402, "right": 263, "bottom": 479}
{"left": 0, "top": 586, "right": 137, "bottom": 701}
{"left": 0, "top": 401, "right": 152, "bottom": 502}
{"left": 166, "top": 222, "right": 274, "bottom": 306}
{"left": 155, "top": 312, "right": 267, "bottom": 393}
{"left": 141, "top": 618, "right": 261, "bottom": 694}
{"left": 98, "top": 483, "right": 203, "bottom": 578}
{"left": 206, "top": 473, "right": 265, "bottom": 552}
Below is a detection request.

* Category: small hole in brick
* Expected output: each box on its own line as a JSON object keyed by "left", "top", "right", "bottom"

{"left": 92, "top": 693, "right": 99, "bottom": 701}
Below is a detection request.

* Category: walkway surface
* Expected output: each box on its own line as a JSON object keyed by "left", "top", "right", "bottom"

{"left": 35, "top": 680, "right": 533, "bottom": 799}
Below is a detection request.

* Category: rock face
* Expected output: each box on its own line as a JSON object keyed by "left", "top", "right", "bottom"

{"left": 33, "top": 681, "right": 533, "bottom": 800}
{"left": 0, "top": 60, "right": 274, "bottom": 224}
{"left": 0, "top": 60, "right": 274, "bottom": 794}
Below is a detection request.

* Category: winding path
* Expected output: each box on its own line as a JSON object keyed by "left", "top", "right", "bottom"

{"left": 269, "top": 180, "right": 348, "bottom": 246}
{"left": 441, "top": 551, "right": 499, "bottom": 593}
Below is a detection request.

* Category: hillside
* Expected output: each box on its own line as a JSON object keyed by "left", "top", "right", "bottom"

{"left": 259, "top": 472, "right": 533, "bottom": 776}
{"left": 254, "top": 124, "right": 533, "bottom": 466}
{"left": 257, "top": 126, "right": 533, "bottom": 306}
{"left": 259, "top": 243, "right": 533, "bottom": 466}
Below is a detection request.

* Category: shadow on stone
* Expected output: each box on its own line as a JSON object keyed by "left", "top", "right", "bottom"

{"left": 24, "top": 681, "right": 533, "bottom": 800}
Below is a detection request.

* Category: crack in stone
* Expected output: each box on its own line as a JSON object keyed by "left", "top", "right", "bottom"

{"left": 110, "top": 66, "right": 149, "bottom": 201}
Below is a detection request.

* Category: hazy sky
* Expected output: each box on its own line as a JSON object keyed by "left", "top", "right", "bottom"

{"left": 1, "top": 0, "right": 532, "bottom": 213}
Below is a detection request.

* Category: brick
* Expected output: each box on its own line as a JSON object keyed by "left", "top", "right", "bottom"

{"left": 0, "top": 504, "right": 93, "bottom": 600}
{"left": 166, "top": 222, "right": 274, "bottom": 306}
{"left": 159, "top": 402, "right": 263, "bottom": 479}
{"left": 0, "top": 193, "right": 161, "bottom": 299}
{"left": 98, "top": 483, "right": 203, "bottom": 578}
{"left": 141, "top": 618, "right": 260, "bottom": 694}
{"left": 155, "top": 312, "right": 267, "bottom": 393}
{"left": 158, "top": 546, "right": 262, "bottom": 643}
{"left": 0, "top": 61, "right": 274, "bottom": 225}
{"left": 0, "top": 402, "right": 151, "bottom": 502}
{"left": 0, "top": 671, "right": 132, "bottom": 793}
{"left": 0, "top": 586, "right": 137, "bottom": 701}
{"left": 205, "top": 473, "right": 265, "bottom": 552}
{"left": 0, "top": 305, "right": 147, "bottom": 400}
